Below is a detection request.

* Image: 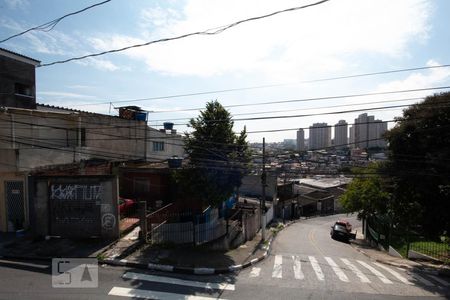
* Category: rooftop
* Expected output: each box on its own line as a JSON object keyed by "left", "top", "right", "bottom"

{"left": 300, "top": 177, "right": 352, "bottom": 189}
{"left": 0, "top": 47, "right": 40, "bottom": 66}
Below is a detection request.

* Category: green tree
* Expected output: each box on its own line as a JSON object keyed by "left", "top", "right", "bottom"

{"left": 175, "top": 101, "right": 251, "bottom": 207}
{"left": 340, "top": 164, "right": 391, "bottom": 219}
{"left": 385, "top": 92, "right": 450, "bottom": 235}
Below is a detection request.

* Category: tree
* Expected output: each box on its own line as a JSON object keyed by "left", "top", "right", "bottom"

{"left": 384, "top": 92, "right": 450, "bottom": 235}
{"left": 175, "top": 101, "right": 251, "bottom": 207}
{"left": 340, "top": 164, "right": 391, "bottom": 220}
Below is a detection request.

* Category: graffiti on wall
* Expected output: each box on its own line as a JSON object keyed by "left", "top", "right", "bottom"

{"left": 50, "top": 184, "right": 104, "bottom": 201}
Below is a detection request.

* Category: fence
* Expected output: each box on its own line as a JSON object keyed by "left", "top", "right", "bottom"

{"left": 150, "top": 221, "right": 194, "bottom": 244}
{"left": 195, "top": 218, "right": 227, "bottom": 245}
{"left": 144, "top": 206, "right": 229, "bottom": 246}
{"left": 367, "top": 215, "right": 450, "bottom": 264}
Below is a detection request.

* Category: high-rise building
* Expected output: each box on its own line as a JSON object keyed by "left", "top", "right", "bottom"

{"left": 296, "top": 129, "right": 305, "bottom": 151}
{"left": 349, "top": 126, "right": 355, "bottom": 149}
{"left": 354, "top": 113, "right": 388, "bottom": 149}
{"left": 334, "top": 120, "right": 348, "bottom": 149}
{"left": 309, "top": 123, "right": 331, "bottom": 150}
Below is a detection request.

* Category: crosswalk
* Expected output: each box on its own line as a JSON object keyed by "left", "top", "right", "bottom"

{"left": 108, "top": 272, "right": 232, "bottom": 299}
{"left": 106, "top": 257, "right": 449, "bottom": 299}
{"left": 246, "top": 254, "right": 448, "bottom": 289}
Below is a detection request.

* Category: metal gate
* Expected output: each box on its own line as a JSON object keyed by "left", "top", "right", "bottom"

{"left": 49, "top": 183, "right": 102, "bottom": 237}
{"left": 5, "top": 181, "right": 25, "bottom": 232}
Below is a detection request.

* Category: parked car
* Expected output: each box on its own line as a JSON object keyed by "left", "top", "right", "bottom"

{"left": 119, "top": 197, "right": 137, "bottom": 216}
{"left": 330, "top": 220, "right": 356, "bottom": 241}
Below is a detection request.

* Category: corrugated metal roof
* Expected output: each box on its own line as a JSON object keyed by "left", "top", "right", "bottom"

{"left": 0, "top": 47, "right": 40, "bottom": 65}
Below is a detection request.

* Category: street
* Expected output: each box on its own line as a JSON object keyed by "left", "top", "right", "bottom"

{"left": 0, "top": 214, "right": 449, "bottom": 300}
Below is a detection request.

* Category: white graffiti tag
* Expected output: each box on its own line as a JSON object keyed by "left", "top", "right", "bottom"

{"left": 50, "top": 184, "right": 104, "bottom": 200}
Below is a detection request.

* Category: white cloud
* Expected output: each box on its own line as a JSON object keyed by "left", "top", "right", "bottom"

{"left": 0, "top": 18, "right": 120, "bottom": 72}
{"left": 3, "top": 0, "right": 29, "bottom": 10}
{"left": 39, "top": 91, "right": 99, "bottom": 100}
{"left": 376, "top": 60, "right": 450, "bottom": 94}
{"left": 89, "top": 0, "right": 431, "bottom": 79}
{"left": 76, "top": 57, "right": 119, "bottom": 71}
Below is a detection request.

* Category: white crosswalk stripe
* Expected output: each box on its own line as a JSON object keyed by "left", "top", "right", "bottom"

{"left": 247, "top": 255, "right": 450, "bottom": 289}
{"left": 373, "top": 263, "right": 413, "bottom": 285}
{"left": 109, "top": 272, "right": 232, "bottom": 299}
{"left": 340, "top": 258, "right": 370, "bottom": 283}
{"left": 272, "top": 255, "right": 283, "bottom": 278}
{"left": 325, "top": 257, "right": 349, "bottom": 282}
{"left": 410, "top": 273, "right": 435, "bottom": 287}
{"left": 357, "top": 260, "right": 393, "bottom": 284}
{"left": 309, "top": 256, "right": 325, "bottom": 281}
{"left": 250, "top": 267, "right": 261, "bottom": 278}
{"left": 292, "top": 256, "right": 304, "bottom": 280}
{"left": 429, "top": 274, "right": 450, "bottom": 287}
{"left": 108, "top": 287, "right": 228, "bottom": 300}
{"left": 122, "top": 272, "right": 235, "bottom": 290}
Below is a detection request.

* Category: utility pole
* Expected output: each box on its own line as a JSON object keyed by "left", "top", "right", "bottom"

{"left": 261, "top": 137, "right": 267, "bottom": 241}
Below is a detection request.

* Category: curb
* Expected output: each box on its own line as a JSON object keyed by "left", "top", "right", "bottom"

{"left": 351, "top": 243, "right": 447, "bottom": 277}
{"left": 0, "top": 220, "right": 297, "bottom": 275}
{"left": 100, "top": 236, "right": 274, "bottom": 275}
{"left": 100, "top": 220, "right": 298, "bottom": 275}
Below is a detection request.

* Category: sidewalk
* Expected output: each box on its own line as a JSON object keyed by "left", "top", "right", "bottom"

{"left": 101, "top": 224, "right": 284, "bottom": 274}
{"left": 351, "top": 227, "right": 450, "bottom": 277}
{"left": 0, "top": 233, "right": 114, "bottom": 260}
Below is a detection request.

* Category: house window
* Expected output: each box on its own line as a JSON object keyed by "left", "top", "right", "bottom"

{"left": 14, "top": 83, "right": 33, "bottom": 97}
{"left": 153, "top": 141, "right": 164, "bottom": 151}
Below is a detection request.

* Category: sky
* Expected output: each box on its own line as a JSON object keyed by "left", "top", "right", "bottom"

{"left": 1, "top": 0, "right": 450, "bottom": 142}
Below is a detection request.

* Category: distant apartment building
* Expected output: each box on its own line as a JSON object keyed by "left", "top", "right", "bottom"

{"left": 296, "top": 128, "right": 306, "bottom": 151}
{"left": 334, "top": 120, "right": 348, "bottom": 149}
{"left": 309, "top": 123, "right": 331, "bottom": 150}
{"left": 354, "top": 113, "right": 387, "bottom": 149}
{"left": 349, "top": 125, "right": 355, "bottom": 148}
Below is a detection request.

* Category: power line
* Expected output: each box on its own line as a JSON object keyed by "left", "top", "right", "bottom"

{"left": 149, "top": 97, "right": 424, "bottom": 122}
{"left": 0, "top": 93, "right": 423, "bottom": 129}
{"left": 70, "top": 65, "right": 450, "bottom": 107}
{"left": 2, "top": 99, "right": 450, "bottom": 142}
{"left": 145, "top": 86, "right": 450, "bottom": 115}
{"left": 0, "top": 0, "right": 112, "bottom": 44}
{"left": 166, "top": 100, "right": 450, "bottom": 126}
{"left": 38, "top": 0, "right": 331, "bottom": 67}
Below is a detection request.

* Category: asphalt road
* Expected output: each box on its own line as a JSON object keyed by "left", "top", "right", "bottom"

{"left": 0, "top": 214, "right": 449, "bottom": 300}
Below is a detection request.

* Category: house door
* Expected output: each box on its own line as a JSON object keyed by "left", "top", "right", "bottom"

{"left": 5, "top": 181, "right": 25, "bottom": 232}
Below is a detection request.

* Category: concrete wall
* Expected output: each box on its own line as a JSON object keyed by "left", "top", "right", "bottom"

{"left": 0, "top": 107, "right": 185, "bottom": 171}
{"left": 240, "top": 175, "right": 277, "bottom": 200}
{"left": 146, "top": 128, "right": 184, "bottom": 160}
{"left": 30, "top": 175, "right": 119, "bottom": 239}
